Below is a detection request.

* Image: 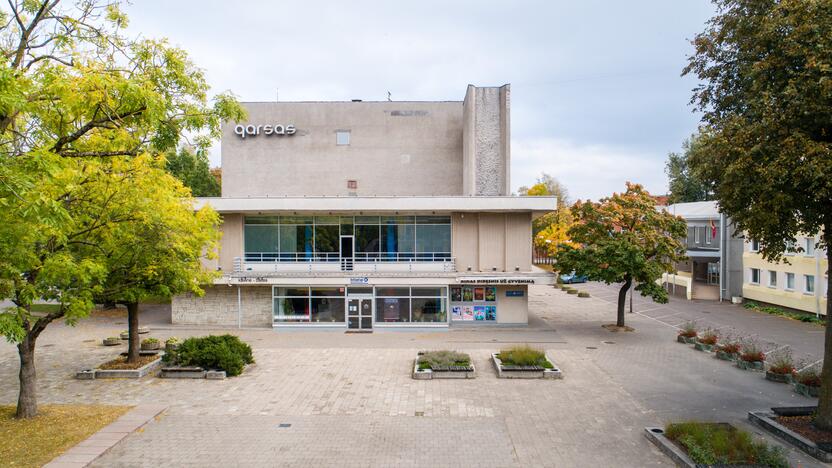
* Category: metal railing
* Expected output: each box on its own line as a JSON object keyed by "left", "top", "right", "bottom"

{"left": 243, "top": 252, "right": 452, "bottom": 263}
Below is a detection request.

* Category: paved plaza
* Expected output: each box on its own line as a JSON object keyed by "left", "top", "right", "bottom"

{"left": 0, "top": 284, "right": 827, "bottom": 467}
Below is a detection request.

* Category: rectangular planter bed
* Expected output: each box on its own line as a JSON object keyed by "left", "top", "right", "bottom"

{"left": 412, "top": 358, "right": 475, "bottom": 380}
{"left": 749, "top": 408, "right": 832, "bottom": 463}
{"left": 644, "top": 427, "right": 699, "bottom": 468}
{"left": 492, "top": 353, "right": 562, "bottom": 379}
{"left": 736, "top": 360, "right": 764, "bottom": 371}
{"left": 693, "top": 341, "right": 715, "bottom": 352}
{"left": 88, "top": 356, "right": 162, "bottom": 379}
{"left": 795, "top": 383, "right": 821, "bottom": 398}
{"left": 765, "top": 371, "right": 793, "bottom": 384}
{"left": 160, "top": 366, "right": 206, "bottom": 379}
{"left": 676, "top": 335, "right": 696, "bottom": 344}
{"left": 715, "top": 350, "right": 738, "bottom": 361}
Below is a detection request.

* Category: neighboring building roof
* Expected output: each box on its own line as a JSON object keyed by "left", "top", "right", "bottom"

{"left": 194, "top": 196, "right": 557, "bottom": 215}
{"left": 659, "top": 200, "right": 719, "bottom": 219}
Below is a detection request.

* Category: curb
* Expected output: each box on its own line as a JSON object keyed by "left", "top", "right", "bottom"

{"left": 43, "top": 404, "right": 167, "bottom": 467}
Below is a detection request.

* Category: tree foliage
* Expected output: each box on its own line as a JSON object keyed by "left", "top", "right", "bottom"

{"left": 684, "top": 0, "right": 832, "bottom": 429}
{"left": 165, "top": 147, "right": 221, "bottom": 197}
{"left": 0, "top": 0, "right": 244, "bottom": 418}
{"left": 665, "top": 135, "right": 714, "bottom": 204}
{"left": 555, "top": 183, "right": 687, "bottom": 327}
{"left": 521, "top": 176, "right": 574, "bottom": 257}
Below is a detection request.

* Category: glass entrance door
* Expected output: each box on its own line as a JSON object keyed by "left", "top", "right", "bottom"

{"left": 347, "top": 297, "right": 372, "bottom": 329}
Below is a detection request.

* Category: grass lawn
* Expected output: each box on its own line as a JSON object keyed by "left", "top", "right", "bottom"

{"left": 0, "top": 404, "right": 131, "bottom": 468}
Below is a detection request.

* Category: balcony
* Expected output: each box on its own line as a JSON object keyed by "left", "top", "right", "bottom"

{"left": 235, "top": 252, "right": 456, "bottom": 274}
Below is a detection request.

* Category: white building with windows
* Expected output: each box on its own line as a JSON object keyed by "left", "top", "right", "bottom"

{"left": 172, "top": 84, "right": 556, "bottom": 329}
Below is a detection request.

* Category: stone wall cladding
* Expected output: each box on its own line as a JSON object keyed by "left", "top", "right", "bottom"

{"left": 474, "top": 87, "right": 505, "bottom": 196}
{"left": 172, "top": 285, "right": 272, "bottom": 328}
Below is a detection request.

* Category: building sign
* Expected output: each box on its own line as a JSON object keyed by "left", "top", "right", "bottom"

{"left": 237, "top": 276, "right": 268, "bottom": 283}
{"left": 349, "top": 277, "right": 369, "bottom": 284}
{"left": 505, "top": 290, "right": 524, "bottom": 297}
{"left": 234, "top": 123, "right": 297, "bottom": 139}
{"left": 458, "top": 277, "right": 536, "bottom": 285}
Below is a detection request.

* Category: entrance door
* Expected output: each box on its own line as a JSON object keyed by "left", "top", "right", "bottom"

{"left": 340, "top": 236, "right": 354, "bottom": 271}
{"left": 347, "top": 297, "right": 372, "bottom": 330}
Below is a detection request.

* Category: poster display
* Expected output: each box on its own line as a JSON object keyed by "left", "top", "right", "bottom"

{"left": 451, "top": 284, "right": 498, "bottom": 322}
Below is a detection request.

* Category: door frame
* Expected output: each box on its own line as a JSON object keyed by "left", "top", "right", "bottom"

{"left": 347, "top": 294, "right": 373, "bottom": 329}
{"left": 340, "top": 235, "right": 354, "bottom": 271}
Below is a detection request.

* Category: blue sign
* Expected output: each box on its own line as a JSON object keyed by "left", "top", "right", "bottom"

{"left": 505, "top": 290, "right": 524, "bottom": 297}
{"left": 349, "top": 277, "right": 369, "bottom": 284}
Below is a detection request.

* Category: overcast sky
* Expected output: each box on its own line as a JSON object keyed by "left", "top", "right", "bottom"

{"left": 125, "top": 0, "right": 715, "bottom": 201}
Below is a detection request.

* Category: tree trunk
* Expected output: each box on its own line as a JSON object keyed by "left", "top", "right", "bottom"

{"left": 815, "top": 227, "right": 832, "bottom": 430}
{"left": 617, "top": 275, "right": 632, "bottom": 327}
{"left": 16, "top": 334, "right": 38, "bottom": 419}
{"left": 126, "top": 302, "right": 140, "bottom": 363}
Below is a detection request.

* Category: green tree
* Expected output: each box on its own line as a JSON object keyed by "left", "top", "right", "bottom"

{"left": 0, "top": 0, "right": 243, "bottom": 419}
{"left": 165, "top": 147, "right": 221, "bottom": 197}
{"left": 523, "top": 182, "right": 575, "bottom": 258}
{"left": 665, "top": 136, "right": 713, "bottom": 204}
{"left": 555, "top": 183, "right": 687, "bottom": 327}
{"left": 684, "top": 0, "right": 832, "bottom": 428}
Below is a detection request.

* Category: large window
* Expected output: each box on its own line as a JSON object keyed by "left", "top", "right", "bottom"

{"left": 805, "top": 275, "right": 815, "bottom": 294}
{"left": 273, "top": 286, "right": 346, "bottom": 323}
{"left": 246, "top": 215, "right": 450, "bottom": 262}
{"left": 375, "top": 286, "right": 447, "bottom": 324}
{"left": 750, "top": 268, "right": 760, "bottom": 285}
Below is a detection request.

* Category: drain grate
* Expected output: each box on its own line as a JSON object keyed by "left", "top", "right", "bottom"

{"left": 586, "top": 346, "right": 597, "bottom": 350}
{"left": 415, "top": 411, "right": 424, "bottom": 417}
{"left": 277, "top": 423, "right": 291, "bottom": 428}
{"left": 603, "top": 341, "right": 615, "bottom": 345}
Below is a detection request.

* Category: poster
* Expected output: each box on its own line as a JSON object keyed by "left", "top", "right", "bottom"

{"left": 485, "top": 287, "right": 496, "bottom": 302}
{"left": 486, "top": 306, "right": 497, "bottom": 321}
{"left": 451, "top": 287, "right": 462, "bottom": 302}
{"left": 474, "top": 287, "right": 485, "bottom": 301}
{"left": 462, "top": 306, "right": 474, "bottom": 321}
{"left": 474, "top": 306, "right": 486, "bottom": 320}
{"left": 452, "top": 306, "right": 462, "bottom": 320}
{"left": 462, "top": 287, "right": 474, "bottom": 302}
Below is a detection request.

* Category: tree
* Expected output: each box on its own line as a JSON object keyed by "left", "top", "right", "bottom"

{"left": 0, "top": 0, "right": 244, "bottom": 419}
{"left": 665, "top": 136, "right": 714, "bottom": 204}
{"left": 683, "top": 0, "right": 832, "bottom": 429}
{"left": 555, "top": 183, "right": 688, "bottom": 328}
{"left": 92, "top": 155, "right": 219, "bottom": 363}
{"left": 165, "top": 146, "right": 221, "bottom": 197}
{"left": 522, "top": 177, "right": 574, "bottom": 257}
{"left": 519, "top": 173, "right": 570, "bottom": 205}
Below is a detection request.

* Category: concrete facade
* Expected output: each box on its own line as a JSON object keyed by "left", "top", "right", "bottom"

{"left": 742, "top": 235, "right": 828, "bottom": 315}
{"left": 174, "top": 84, "right": 554, "bottom": 328}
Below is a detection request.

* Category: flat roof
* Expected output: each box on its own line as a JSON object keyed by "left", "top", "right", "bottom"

{"left": 659, "top": 201, "right": 720, "bottom": 219}
{"left": 194, "top": 196, "right": 557, "bottom": 215}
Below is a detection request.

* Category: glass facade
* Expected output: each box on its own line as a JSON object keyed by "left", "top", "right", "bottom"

{"left": 245, "top": 215, "right": 451, "bottom": 262}
{"left": 374, "top": 286, "right": 447, "bottom": 324}
{"left": 273, "top": 286, "right": 346, "bottom": 323}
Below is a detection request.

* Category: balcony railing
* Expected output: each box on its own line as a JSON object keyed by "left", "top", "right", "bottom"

{"left": 235, "top": 252, "right": 455, "bottom": 273}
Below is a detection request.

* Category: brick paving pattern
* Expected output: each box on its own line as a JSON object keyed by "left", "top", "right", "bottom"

{"left": 1, "top": 284, "right": 827, "bottom": 467}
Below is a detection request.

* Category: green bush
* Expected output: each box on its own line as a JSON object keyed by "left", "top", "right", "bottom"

{"left": 578, "top": 291, "right": 590, "bottom": 298}
{"left": 744, "top": 301, "right": 824, "bottom": 325}
{"left": 417, "top": 350, "right": 471, "bottom": 370}
{"left": 665, "top": 421, "right": 787, "bottom": 467}
{"left": 163, "top": 334, "right": 254, "bottom": 376}
{"left": 498, "top": 345, "right": 553, "bottom": 368}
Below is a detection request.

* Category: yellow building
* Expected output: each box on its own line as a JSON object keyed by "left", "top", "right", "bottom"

{"left": 742, "top": 235, "right": 828, "bottom": 315}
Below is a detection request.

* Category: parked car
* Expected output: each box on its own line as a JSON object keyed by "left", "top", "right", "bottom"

{"left": 560, "top": 271, "right": 588, "bottom": 284}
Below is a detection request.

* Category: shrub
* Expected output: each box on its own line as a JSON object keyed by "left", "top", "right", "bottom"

{"left": 497, "top": 345, "right": 553, "bottom": 368}
{"left": 163, "top": 334, "right": 254, "bottom": 376}
{"left": 767, "top": 348, "right": 794, "bottom": 375}
{"left": 796, "top": 368, "right": 822, "bottom": 387}
{"left": 578, "top": 291, "right": 590, "bottom": 298}
{"left": 665, "top": 421, "right": 788, "bottom": 467}
{"left": 698, "top": 329, "right": 718, "bottom": 345}
{"left": 718, "top": 341, "right": 741, "bottom": 354}
{"left": 678, "top": 321, "right": 698, "bottom": 338}
{"left": 141, "top": 337, "right": 159, "bottom": 345}
{"left": 165, "top": 337, "right": 179, "bottom": 345}
{"left": 740, "top": 341, "right": 765, "bottom": 363}
{"left": 417, "top": 350, "right": 471, "bottom": 370}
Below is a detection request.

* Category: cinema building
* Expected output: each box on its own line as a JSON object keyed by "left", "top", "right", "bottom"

{"left": 172, "top": 84, "right": 556, "bottom": 330}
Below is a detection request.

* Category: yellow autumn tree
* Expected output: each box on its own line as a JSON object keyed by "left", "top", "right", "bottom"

{"left": 525, "top": 182, "right": 574, "bottom": 257}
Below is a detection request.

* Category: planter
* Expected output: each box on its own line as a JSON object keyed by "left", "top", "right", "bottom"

{"left": 412, "top": 357, "right": 475, "bottom": 380}
{"left": 165, "top": 342, "right": 179, "bottom": 353}
{"left": 737, "top": 359, "right": 764, "bottom": 371}
{"left": 794, "top": 382, "right": 821, "bottom": 398}
{"left": 102, "top": 337, "right": 121, "bottom": 346}
{"left": 120, "top": 331, "right": 129, "bottom": 340}
{"left": 79, "top": 356, "right": 162, "bottom": 379}
{"left": 138, "top": 326, "right": 150, "bottom": 334}
{"left": 677, "top": 335, "right": 696, "bottom": 344}
{"left": 644, "top": 427, "right": 699, "bottom": 468}
{"left": 715, "top": 350, "right": 739, "bottom": 361}
{"left": 141, "top": 341, "right": 160, "bottom": 351}
{"left": 491, "top": 353, "right": 562, "bottom": 379}
{"left": 765, "top": 371, "right": 794, "bottom": 384}
{"left": 693, "top": 341, "right": 715, "bottom": 352}
{"left": 566, "top": 289, "right": 578, "bottom": 295}
{"left": 749, "top": 408, "right": 832, "bottom": 463}
{"left": 160, "top": 366, "right": 206, "bottom": 379}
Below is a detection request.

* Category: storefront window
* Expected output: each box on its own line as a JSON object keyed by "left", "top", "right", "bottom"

{"left": 377, "top": 297, "right": 410, "bottom": 322}
{"left": 374, "top": 286, "right": 447, "bottom": 324}
{"left": 273, "top": 286, "right": 345, "bottom": 323}
{"left": 412, "top": 297, "right": 445, "bottom": 323}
